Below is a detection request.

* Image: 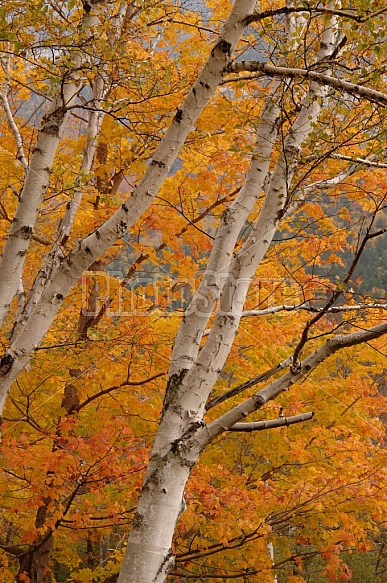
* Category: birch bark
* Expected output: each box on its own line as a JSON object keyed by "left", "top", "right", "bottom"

{"left": 0, "top": 99, "right": 72, "bottom": 327}
{"left": 12, "top": 3, "right": 132, "bottom": 337}
{"left": 0, "top": 8, "right": 101, "bottom": 328}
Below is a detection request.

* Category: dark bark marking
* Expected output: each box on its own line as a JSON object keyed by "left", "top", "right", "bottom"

{"left": 143, "top": 468, "right": 162, "bottom": 491}
{"left": 132, "top": 511, "right": 145, "bottom": 529}
{"left": 162, "top": 369, "right": 188, "bottom": 413}
{"left": 170, "top": 439, "right": 179, "bottom": 454}
{"left": 18, "top": 225, "right": 33, "bottom": 240}
{"left": 82, "top": 0, "right": 91, "bottom": 13}
{"left": 0, "top": 353, "right": 15, "bottom": 375}
{"left": 252, "top": 394, "right": 266, "bottom": 408}
{"left": 42, "top": 106, "right": 67, "bottom": 137}
{"left": 221, "top": 207, "right": 230, "bottom": 224}
{"left": 151, "top": 159, "right": 166, "bottom": 168}
{"left": 60, "top": 234, "right": 69, "bottom": 247}
{"left": 174, "top": 108, "right": 183, "bottom": 124}
{"left": 212, "top": 39, "right": 232, "bottom": 57}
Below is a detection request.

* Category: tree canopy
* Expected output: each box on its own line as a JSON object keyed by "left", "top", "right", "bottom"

{"left": 0, "top": 1, "right": 386, "bottom": 582}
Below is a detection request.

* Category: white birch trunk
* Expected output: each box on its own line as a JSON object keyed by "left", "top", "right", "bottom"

{"left": 13, "top": 4, "right": 133, "bottom": 336}
{"left": 117, "top": 454, "right": 194, "bottom": 582}
{"left": 14, "top": 82, "right": 112, "bottom": 338}
{"left": 117, "top": 10, "right": 344, "bottom": 582}
{"left": 169, "top": 81, "right": 283, "bottom": 375}
{"left": 169, "top": 2, "right": 308, "bottom": 377}
{"left": 13, "top": 82, "right": 106, "bottom": 336}
{"left": 0, "top": 8, "right": 101, "bottom": 328}
{"left": 0, "top": 103, "right": 69, "bottom": 327}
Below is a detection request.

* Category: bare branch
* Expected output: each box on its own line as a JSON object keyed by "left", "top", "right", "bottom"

{"left": 199, "top": 321, "right": 387, "bottom": 448}
{"left": 0, "top": 55, "right": 28, "bottom": 171}
{"left": 206, "top": 357, "right": 292, "bottom": 410}
{"left": 226, "top": 62, "right": 387, "bottom": 107}
{"left": 309, "top": 153, "right": 387, "bottom": 169}
{"left": 76, "top": 372, "right": 166, "bottom": 411}
{"left": 244, "top": 5, "right": 387, "bottom": 26}
{"left": 0, "top": 539, "right": 26, "bottom": 557}
{"left": 229, "top": 411, "right": 314, "bottom": 432}
{"left": 241, "top": 303, "right": 387, "bottom": 318}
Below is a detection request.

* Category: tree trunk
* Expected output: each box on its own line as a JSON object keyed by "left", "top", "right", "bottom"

{"left": 16, "top": 520, "right": 53, "bottom": 583}
{"left": 117, "top": 375, "right": 202, "bottom": 583}
{"left": 118, "top": 454, "right": 192, "bottom": 582}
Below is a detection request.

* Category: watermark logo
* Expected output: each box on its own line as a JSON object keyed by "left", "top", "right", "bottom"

{"left": 80, "top": 270, "right": 330, "bottom": 318}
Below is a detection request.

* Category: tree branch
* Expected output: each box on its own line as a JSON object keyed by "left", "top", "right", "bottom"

{"left": 241, "top": 303, "right": 387, "bottom": 318}
{"left": 226, "top": 62, "right": 387, "bottom": 107}
{"left": 244, "top": 5, "right": 387, "bottom": 26}
{"left": 309, "top": 153, "right": 387, "bottom": 169}
{"left": 206, "top": 357, "right": 292, "bottom": 410}
{"left": 228, "top": 411, "right": 314, "bottom": 432}
{"left": 76, "top": 372, "right": 165, "bottom": 411}
{"left": 0, "top": 539, "right": 26, "bottom": 557}
{"left": 198, "top": 321, "right": 387, "bottom": 448}
{"left": 0, "top": 58, "right": 28, "bottom": 171}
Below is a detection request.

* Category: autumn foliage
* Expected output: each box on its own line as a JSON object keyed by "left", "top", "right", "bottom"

{"left": 0, "top": 0, "right": 387, "bottom": 582}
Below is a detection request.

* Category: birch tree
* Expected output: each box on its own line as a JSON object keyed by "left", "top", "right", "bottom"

{"left": 0, "top": 0, "right": 387, "bottom": 582}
